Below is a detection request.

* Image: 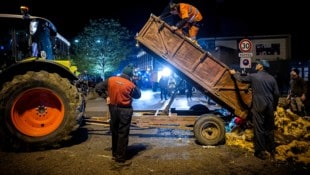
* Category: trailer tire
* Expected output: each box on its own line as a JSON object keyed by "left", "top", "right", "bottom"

{"left": 193, "top": 114, "right": 226, "bottom": 145}
{"left": 0, "top": 71, "right": 83, "bottom": 151}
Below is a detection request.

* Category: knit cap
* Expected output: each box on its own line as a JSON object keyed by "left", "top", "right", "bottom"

{"left": 256, "top": 60, "right": 270, "bottom": 68}
{"left": 122, "top": 64, "right": 134, "bottom": 77}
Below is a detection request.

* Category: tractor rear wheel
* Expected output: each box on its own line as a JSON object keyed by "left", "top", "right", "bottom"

{"left": 0, "top": 71, "right": 83, "bottom": 151}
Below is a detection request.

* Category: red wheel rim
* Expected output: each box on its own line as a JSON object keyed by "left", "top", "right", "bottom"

{"left": 11, "top": 88, "right": 65, "bottom": 137}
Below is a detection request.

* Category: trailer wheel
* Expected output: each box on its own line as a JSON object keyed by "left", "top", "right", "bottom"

{"left": 0, "top": 71, "right": 83, "bottom": 151}
{"left": 193, "top": 114, "right": 225, "bottom": 145}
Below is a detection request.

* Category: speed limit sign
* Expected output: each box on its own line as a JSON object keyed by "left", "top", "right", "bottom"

{"left": 239, "top": 39, "right": 252, "bottom": 52}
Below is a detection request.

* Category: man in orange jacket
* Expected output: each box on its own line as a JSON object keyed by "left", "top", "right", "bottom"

{"left": 95, "top": 64, "right": 141, "bottom": 168}
{"left": 168, "top": 2, "right": 203, "bottom": 45}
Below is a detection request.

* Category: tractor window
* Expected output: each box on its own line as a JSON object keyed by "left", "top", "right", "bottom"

{"left": 16, "top": 31, "right": 31, "bottom": 60}
{"left": 53, "top": 33, "right": 71, "bottom": 60}
{"left": 0, "top": 18, "right": 31, "bottom": 62}
{"left": 0, "top": 29, "right": 12, "bottom": 59}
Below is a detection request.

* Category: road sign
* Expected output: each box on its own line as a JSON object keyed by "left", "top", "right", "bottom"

{"left": 240, "top": 57, "right": 251, "bottom": 68}
{"left": 238, "top": 52, "right": 253, "bottom": 58}
{"left": 239, "top": 39, "right": 252, "bottom": 52}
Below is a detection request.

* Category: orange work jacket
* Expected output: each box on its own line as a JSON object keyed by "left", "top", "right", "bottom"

{"left": 108, "top": 76, "right": 136, "bottom": 106}
{"left": 178, "top": 3, "right": 203, "bottom": 23}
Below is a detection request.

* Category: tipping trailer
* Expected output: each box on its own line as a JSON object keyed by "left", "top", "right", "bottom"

{"left": 134, "top": 14, "right": 253, "bottom": 145}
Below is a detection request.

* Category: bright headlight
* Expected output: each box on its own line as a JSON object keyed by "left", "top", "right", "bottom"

{"left": 30, "top": 20, "right": 38, "bottom": 35}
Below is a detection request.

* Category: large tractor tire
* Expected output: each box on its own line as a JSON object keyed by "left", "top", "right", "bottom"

{"left": 0, "top": 71, "right": 83, "bottom": 151}
{"left": 193, "top": 114, "right": 226, "bottom": 145}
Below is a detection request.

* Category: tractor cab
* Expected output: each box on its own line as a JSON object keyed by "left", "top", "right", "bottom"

{"left": 0, "top": 6, "right": 70, "bottom": 69}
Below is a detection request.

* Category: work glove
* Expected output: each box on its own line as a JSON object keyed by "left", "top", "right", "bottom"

{"left": 171, "top": 26, "right": 178, "bottom": 31}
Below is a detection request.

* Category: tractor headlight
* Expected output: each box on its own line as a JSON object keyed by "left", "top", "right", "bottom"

{"left": 30, "top": 20, "right": 38, "bottom": 35}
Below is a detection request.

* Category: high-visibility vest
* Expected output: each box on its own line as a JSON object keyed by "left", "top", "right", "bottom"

{"left": 178, "top": 3, "right": 203, "bottom": 23}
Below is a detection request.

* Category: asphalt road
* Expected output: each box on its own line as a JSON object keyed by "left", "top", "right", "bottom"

{"left": 86, "top": 89, "right": 219, "bottom": 115}
{"left": 0, "top": 90, "right": 308, "bottom": 175}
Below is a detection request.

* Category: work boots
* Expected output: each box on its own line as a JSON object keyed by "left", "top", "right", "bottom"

{"left": 254, "top": 151, "right": 270, "bottom": 160}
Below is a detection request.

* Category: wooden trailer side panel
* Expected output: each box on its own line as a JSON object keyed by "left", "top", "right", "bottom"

{"left": 136, "top": 14, "right": 252, "bottom": 119}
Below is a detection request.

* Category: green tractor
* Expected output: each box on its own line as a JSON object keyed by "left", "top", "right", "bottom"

{"left": 0, "top": 6, "right": 85, "bottom": 151}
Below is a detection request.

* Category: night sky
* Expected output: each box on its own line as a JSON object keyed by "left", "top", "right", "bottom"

{"left": 1, "top": 0, "right": 309, "bottom": 59}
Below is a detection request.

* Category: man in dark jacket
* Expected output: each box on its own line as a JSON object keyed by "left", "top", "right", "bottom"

{"left": 286, "top": 68, "right": 307, "bottom": 116}
{"left": 158, "top": 76, "right": 169, "bottom": 100}
{"left": 95, "top": 64, "right": 141, "bottom": 168}
{"left": 230, "top": 60, "right": 280, "bottom": 161}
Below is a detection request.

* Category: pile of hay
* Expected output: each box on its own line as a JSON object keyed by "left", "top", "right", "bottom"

{"left": 226, "top": 106, "right": 310, "bottom": 165}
